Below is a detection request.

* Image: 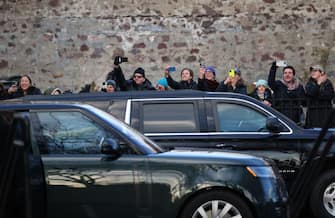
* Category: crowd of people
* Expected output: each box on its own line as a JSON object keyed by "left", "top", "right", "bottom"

{"left": 0, "top": 56, "right": 334, "bottom": 129}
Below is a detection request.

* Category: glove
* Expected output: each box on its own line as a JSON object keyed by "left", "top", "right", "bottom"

{"left": 114, "top": 56, "right": 121, "bottom": 65}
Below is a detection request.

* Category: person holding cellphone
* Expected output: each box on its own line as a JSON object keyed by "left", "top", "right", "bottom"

{"left": 268, "top": 61, "right": 305, "bottom": 124}
{"left": 198, "top": 66, "right": 219, "bottom": 91}
{"left": 216, "top": 68, "right": 247, "bottom": 94}
{"left": 7, "top": 75, "right": 41, "bottom": 99}
{"left": 164, "top": 66, "right": 198, "bottom": 90}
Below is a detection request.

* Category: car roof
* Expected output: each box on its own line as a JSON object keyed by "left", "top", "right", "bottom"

{"left": 0, "top": 102, "right": 93, "bottom": 111}
{"left": 14, "top": 90, "right": 257, "bottom": 102}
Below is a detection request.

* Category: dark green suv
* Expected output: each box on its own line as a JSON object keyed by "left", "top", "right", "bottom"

{"left": 0, "top": 103, "right": 288, "bottom": 218}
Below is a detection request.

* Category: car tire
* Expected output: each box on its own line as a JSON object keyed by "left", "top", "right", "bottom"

{"left": 310, "top": 170, "right": 335, "bottom": 218}
{"left": 180, "top": 190, "right": 253, "bottom": 218}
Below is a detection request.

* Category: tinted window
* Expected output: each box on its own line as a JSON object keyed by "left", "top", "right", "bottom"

{"left": 216, "top": 103, "right": 267, "bottom": 132}
{"left": 142, "top": 103, "right": 198, "bottom": 133}
{"left": 32, "top": 111, "right": 133, "bottom": 155}
{"left": 86, "top": 100, "right": 126, "bottom": 121}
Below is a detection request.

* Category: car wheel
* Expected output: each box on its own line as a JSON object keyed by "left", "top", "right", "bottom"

{"left": 180, "top": 190, "right": 253, "bottom": 218}
{"left": 310, "top": 170, "right": 335, "bottom": 218}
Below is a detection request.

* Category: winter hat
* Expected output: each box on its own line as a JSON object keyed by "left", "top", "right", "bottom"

{"left": 235, "top": 67, "right": 241, "bottom": 76}
{"left": 205, "top": 66, "right": 216, "bottom": 76}
{"left": 51, "top": 88, "right": 62, "bottom": 95}
{"left": 157, "top": 77, "right": 168, "bottom": 89}
{"left": 106, "top": 79, "right": 116, "bottom": 88}
{"left": 310, "top": 65, "right": 324, "bottom": 73}
{"left": 44, "top": 87, "right": 62, "bottom": 95}
{"left": 255, "top": 79, "right": 269, "bottom": 88}
{"left": 133, "top": 67, "right": 145, "bottom": 77}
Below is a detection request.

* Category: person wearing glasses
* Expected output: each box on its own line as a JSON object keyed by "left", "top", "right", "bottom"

{"left": 106, "top": 56, "right": 155, "bottom": 91}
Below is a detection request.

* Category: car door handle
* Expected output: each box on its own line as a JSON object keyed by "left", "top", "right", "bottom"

{"left": 215, "top": 144, "right": 237, "bottom": 149}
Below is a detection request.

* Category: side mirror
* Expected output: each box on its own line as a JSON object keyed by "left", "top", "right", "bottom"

{"left": 101, "top": 138, "right": 121, "bottom": 160}
{"left": 266, "top": 117, "right": 284, "bottom": 133}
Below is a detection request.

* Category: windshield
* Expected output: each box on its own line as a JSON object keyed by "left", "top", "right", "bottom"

{"left": 83, "top": 104, "right": 164, "bottom": 153}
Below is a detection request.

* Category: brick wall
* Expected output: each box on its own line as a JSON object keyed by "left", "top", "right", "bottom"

{"left": 0, "top": 0, "right": 334, "bottom": 92}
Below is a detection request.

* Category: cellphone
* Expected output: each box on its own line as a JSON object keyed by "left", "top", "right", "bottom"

{"left": 167, "top": 66, "right": 176, "bottom": 73}
{"left": 276, "top": 60, "right": 288, "bottom": 67}
{"left": 228, "top": 69, "right": 235, "bottom": 77}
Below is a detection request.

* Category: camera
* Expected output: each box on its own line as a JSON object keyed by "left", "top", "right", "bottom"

{"left": 114, "top": 56, "right": 128, "bottom": 65}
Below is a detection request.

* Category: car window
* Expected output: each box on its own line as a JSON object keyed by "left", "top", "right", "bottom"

{"left": 86, "top": 100, "right": 126, "bottom": 121}
{"left": 142, "top": 103, "right": 198, "bottom": 133}
{"left": 31, "top": 111, "right": 135, "bottom": 155}
{"left": 216, "top": 103, "right": 268, "bottom": 132}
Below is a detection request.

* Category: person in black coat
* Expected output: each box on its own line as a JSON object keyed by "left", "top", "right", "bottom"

{"left": 197, "top": 66, "right": 219, "bottom": 91}
{"left": 7, "top": 75, "right": 41, "bottom": 99}
{"left": 216, "top": 68, "right": 247, "bottom": 94}
{"left": 305, "top": 65, "right": 334, "bottom": 128}
{"left": 0, "top": 82, "right": 8, "bottom": 100}
{"left": 106, "top": 57, "right": 155, "bottom": 91}
{"left": 249, "top": 79, "right": 273, "bottom": 107}
{"left": 164, "top": 67, "right": 198, "bottom": 90}
{"left": 268, "top": 61, "right": 305, "bottom": 124}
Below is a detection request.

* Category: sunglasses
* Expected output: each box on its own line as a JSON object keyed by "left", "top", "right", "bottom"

{"left": 133, "top": 75, "right": 143, "bottom": 79}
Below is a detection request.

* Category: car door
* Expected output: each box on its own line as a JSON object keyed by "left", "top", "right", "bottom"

{"left": 131, "top": 99, "right": 209, "bottom": 150}
{"left": 206, "top": 99, "right": 303, "bottom": 186}
{"left": 29, "top": 109, "right": 150, "bottom": 218}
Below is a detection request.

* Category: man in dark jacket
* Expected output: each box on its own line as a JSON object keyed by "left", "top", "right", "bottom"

{"left": 164, "top": 67, "right": 198, "bottom": 90}
{"left": 305, "top": 65, "right": 334, "bottom": 128}
{"left": 106, "top": 57, "right": 155, "bottom": 91}
{"left": 268, "top": 61, "right": 305, "bottom": 124}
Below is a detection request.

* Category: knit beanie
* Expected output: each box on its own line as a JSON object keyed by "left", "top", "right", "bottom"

{"left": 133, "top": 67, "right": 145, "bottom": 77}
{"left": 205, "top": 66, "right": 216, "bottom": 76}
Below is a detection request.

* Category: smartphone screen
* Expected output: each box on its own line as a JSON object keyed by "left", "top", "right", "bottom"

{"left": 228, "top": 69, "right": 235, "bottom": 77}
{"left": 276, "top": 60, "right": 287, "bottom": 67}
{"left": 168, "top": 66, "right": 176, "bottom": 73}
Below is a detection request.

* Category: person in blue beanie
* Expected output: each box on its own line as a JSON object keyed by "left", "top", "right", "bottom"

{"left": 198, "top": 66, "right": 219, "bottom": 91}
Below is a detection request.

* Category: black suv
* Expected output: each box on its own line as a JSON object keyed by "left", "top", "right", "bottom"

{"left": 17, "top": 90, "right": 335, "bottom": 218}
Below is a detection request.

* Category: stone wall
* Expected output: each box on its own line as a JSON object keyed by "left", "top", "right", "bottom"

{"left": 0, "top": 0, "right": 334, "bottom": 92}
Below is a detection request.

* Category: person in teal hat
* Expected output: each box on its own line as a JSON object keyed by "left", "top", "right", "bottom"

{"left": 249, "top": 79, "right": 273, "bottom": 107}
{"left": 156, "top": 77, "right": 169, "bottom": 91}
